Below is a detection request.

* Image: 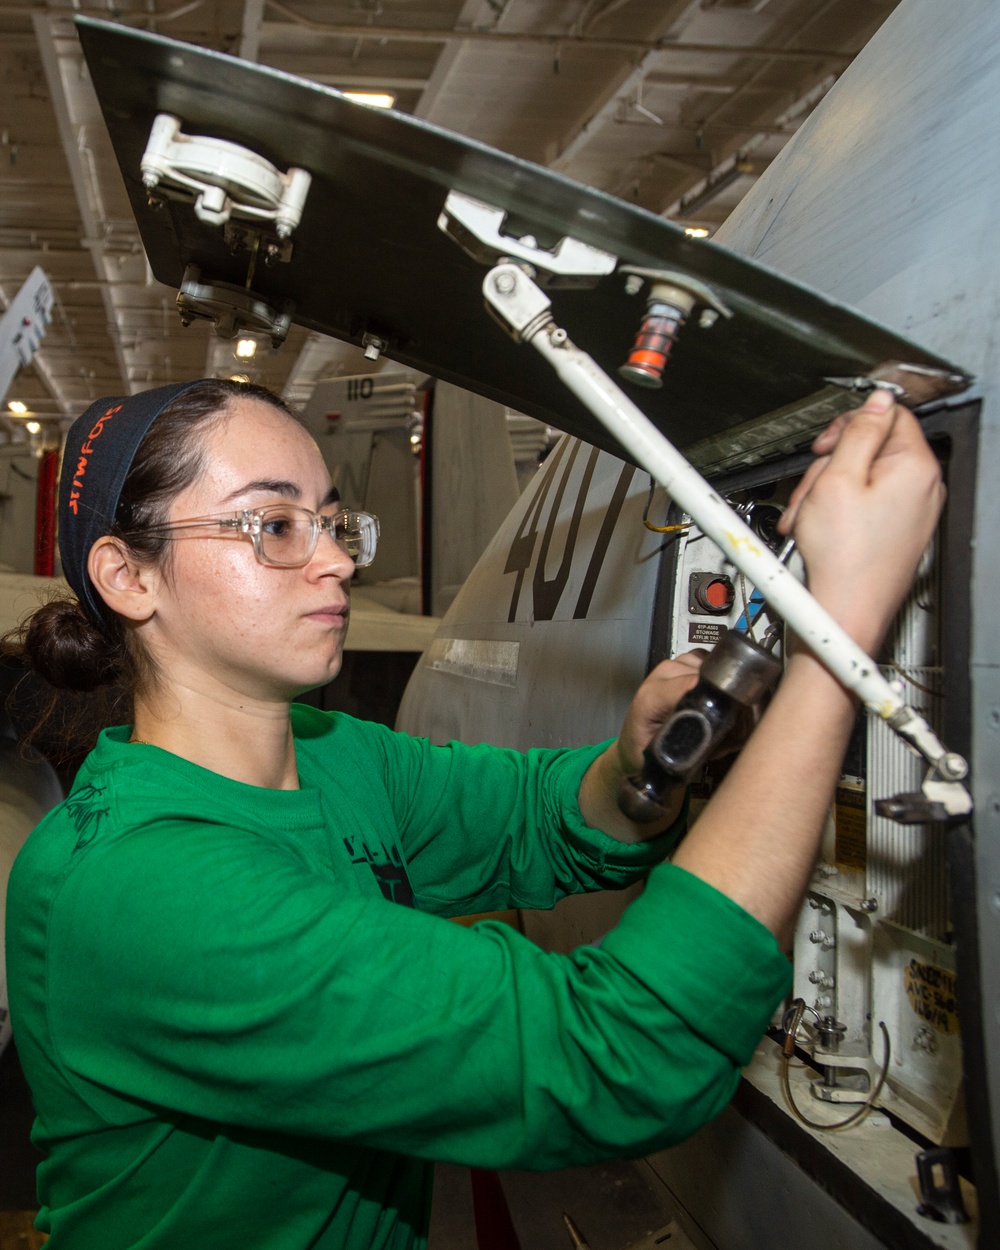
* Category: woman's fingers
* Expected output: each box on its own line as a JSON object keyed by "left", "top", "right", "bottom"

{"left": 811, "top": 410, "right": 852, "bottom": 455}
{"left": 778, "top": 454, "right": 830, "bottom": 534}
{"left": 779, "top": 391, "right": 909, "bottom": 535}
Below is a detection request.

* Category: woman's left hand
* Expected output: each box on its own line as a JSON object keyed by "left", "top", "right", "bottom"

{"left": 613, "top": 651, "right": 705, "bottom": 776}
{"left": 579, "top": 651, "right": 705, "bottom": 843}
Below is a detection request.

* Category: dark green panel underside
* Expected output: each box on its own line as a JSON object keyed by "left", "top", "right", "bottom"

{"left": 76, "top": 17, "right": 971, "bottom": 465}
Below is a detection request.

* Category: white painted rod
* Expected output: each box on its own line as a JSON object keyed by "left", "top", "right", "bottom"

{"left": 527, "top": 324, "right": 957, "bottom": 770}
{"left": 480, "top": 262, "right": 968, "bottom": 794}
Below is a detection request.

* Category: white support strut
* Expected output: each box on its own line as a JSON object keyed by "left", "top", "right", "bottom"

{"left": 482, "top": 262, "right": 971, "bottom": 812}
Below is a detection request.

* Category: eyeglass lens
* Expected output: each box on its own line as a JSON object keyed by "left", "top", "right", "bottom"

{"left": 257, "top": 507, "right": 378, "bottom": 567}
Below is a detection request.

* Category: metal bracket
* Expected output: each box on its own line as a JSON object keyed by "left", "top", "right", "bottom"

{"left": 825, "top": 360, "right": 970, "bottom": 408}
{"left": 176, "top": 264, "right": 293, "bottom": 347}
{"left": 876, "top": 775, "right": 973, "bottom": 823}
{"left": 362, "top": 332, "right": 388, "bottom": 361}
{"left": 620, "top": 265, "right": 732, "bottom": 324}
{"left": 876, "top": 707, "right": 972, "bottom": 821}
{"left": 825, "top": 375, "right": 905, "bottom": 398}
{"left": 482, "top": 263, "right": 554, "bottom": 341}
{"left": 617, "top": 265, "right": 732, "bottom": 388}
{"left": 224, "top": 223, "right": 294, "bottom": 265}
{"left": 141, "top": 114, "right": 311, "bottom": 238}
{"left": 438, "top": 191, "right": 617, "bottom": 288}
{"left": 915, "top": 1147, "right": 971, "bottom": 1224}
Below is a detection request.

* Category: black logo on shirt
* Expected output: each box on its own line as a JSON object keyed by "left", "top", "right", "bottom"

{"left": 341, "top": 834, "right": 414, "bottom": 907}
{"left": 65, "top": 783, "right": 109, "bottom": 851}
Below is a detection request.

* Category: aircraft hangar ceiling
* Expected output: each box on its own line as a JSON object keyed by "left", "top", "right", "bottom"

{"left": 0, "top": 0, "right": 900, "bottom": 432}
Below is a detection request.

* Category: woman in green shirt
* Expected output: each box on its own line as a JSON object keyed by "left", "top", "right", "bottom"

{"left": 4, "top": 379, "right": 942, "bottom": 1249}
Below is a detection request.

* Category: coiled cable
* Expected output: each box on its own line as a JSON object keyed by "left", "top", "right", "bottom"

{"left": 780, "top": 998, "right": 891, "bottom": 1132}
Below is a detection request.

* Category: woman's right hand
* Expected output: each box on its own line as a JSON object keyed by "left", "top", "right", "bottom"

{"left": 777, "top": 389, "right": 946, "bottom": 653}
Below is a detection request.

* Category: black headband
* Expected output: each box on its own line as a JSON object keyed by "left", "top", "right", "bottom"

{"left": 58, "top": 380, "right": 206, "bottom": 626}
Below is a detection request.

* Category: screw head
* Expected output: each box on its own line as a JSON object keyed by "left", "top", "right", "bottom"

{"left": 624, "top": 274, "right": 644, "bottom": 296}
{"left": 913, "top": 1026, "right": 938, "bottom": 1053}
{"left": 494, "top": 271, "right": 516, "bottom": 295}
{"left": 860, "top": 897, "right": 878, "bottom": 913}
{"left": 939, "top": 752, "right": 969, "bottom": 781}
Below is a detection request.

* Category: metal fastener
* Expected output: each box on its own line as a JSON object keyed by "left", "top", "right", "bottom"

{"left": 913, "top": 1026, "right": 938, "bottom": 1054}
{"left": 939, "top": 752, "right": 969, "bottom": 780}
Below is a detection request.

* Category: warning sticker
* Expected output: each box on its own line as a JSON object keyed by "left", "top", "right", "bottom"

{"left": 905, "top": 959, "right": 960, "bottom": 1035}
{"left": 834, "top": 782, "right": 867, "bottom": 871}
{"left": 688, "top": 622, "right": 727, "bottom": 645}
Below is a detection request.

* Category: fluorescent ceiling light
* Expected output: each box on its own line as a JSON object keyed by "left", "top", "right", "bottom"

{"left": 26, "top": 420, "right": 40, "bottom": 434}
{"left": 7, "top": 400, "right": 27, "bottom": 414}
{"left": 342, "top": 91, "right": 395, "bottom": 109}
{"left": 235, "top": 338, "right": 257, "bottom": 359}
{"left": 684, "top": 227, "right": 711, "bottom": 238}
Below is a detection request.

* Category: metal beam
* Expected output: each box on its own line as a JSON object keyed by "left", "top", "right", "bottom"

{"left": 645, "top": 73, "right": 782, "bottom": 92}
{"left": 414, "top": 0, "right": 494, "bottom": 124}
{"left": 675, "top": 162, "right": 756, "bottom": 217}
{"left": 263, "top": 2, "right": 855, "bottom": 63}
{"left": 690, "top": 0, "right": 840, "bottom": 135}
{"left": 295, "top": 73, "right": 430, "bottom": 91}
{"left": 661, "top": 72, "right": 836, "bottom": 219}
{"left": 547, "top": 1, "right": 697, "bottom": 175}
{"left": 550, "top": 50, "right": 662, "bottom": 173}
{"left": 651, "top": 151, "right": 715, "bottom": 174}
{"left": 239, "top": 0, "right": 266, "bottom": 62}
{"left": 32, "top": 13, "right": 130, "bottom": 404}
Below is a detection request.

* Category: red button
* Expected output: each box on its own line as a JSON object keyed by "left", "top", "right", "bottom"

{"left": 704, "top": 578, "right": 733, "bottom": 609}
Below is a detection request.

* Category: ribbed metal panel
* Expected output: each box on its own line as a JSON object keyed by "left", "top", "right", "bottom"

{"left": 866, "top": 544, "right": 948, "bottom": 939}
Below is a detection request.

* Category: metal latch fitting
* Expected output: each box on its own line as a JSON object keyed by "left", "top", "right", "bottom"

{"left": 141, "top": 114, "right": 311, "bottom": 237}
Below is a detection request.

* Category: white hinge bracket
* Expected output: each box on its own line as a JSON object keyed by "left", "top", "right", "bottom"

{"left": 141, "top": 114, "right": 311, "bottom": 238}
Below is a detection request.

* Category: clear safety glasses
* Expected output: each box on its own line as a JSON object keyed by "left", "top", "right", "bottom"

{"left": 137, "top": 505, "right": 380, "bottom": 569}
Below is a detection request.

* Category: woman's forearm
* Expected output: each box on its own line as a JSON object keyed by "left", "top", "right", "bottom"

{"left": 671, "top": 650, "right": 856, "bottom": 946}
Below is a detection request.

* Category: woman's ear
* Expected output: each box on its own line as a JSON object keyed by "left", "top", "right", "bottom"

{"left": 87, "top": 536, "right": 159, "bottom": 623}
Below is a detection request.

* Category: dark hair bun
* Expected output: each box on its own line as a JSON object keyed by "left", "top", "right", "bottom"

{"left": 10, "top": 598, "right": 121, "bottom": 691}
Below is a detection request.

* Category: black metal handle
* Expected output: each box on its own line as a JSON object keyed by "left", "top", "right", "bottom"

{"left": 618, "top": 631, "right": 783, "bottom": 823}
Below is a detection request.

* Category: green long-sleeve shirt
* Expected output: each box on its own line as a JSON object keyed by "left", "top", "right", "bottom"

{"left": 7, "top": 705, "right": 790, "bottom": 1249}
